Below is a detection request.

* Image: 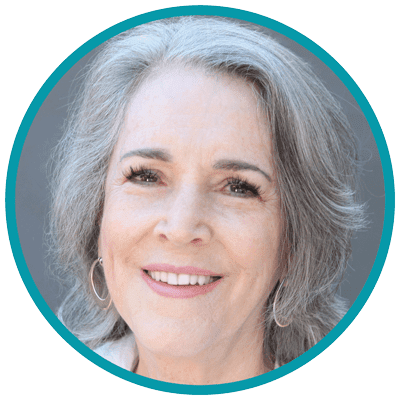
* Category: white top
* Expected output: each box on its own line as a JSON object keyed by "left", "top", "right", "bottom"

{"left": 94, "top": 333, "right": 137, "bottom": 371}
{"left": 94, "top": 333, "right": 279, "bottom": 372}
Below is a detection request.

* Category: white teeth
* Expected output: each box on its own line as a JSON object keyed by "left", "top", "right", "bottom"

{"left": 178, "top": 274, "right": 190, "bottom": 285}
{"left": 198, "top": 275, "right": 206, "bottom": 285}
{"left": 167, "top": 273, "right": 178, "bottom": 285}
{"left": 160, "top": 271, "right": 168, "bottom": 283}
{"left": 147, "top": 270, "right": 218, "bottom": 286}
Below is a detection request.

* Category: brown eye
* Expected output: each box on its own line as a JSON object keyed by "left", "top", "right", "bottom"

{"left": 137, "top": 173, "right": 158, "bottom": 183}
{"left": 125, "top": 167, "right": 161, "bottom": 185}
{"left": 225, "top": 178, "right": 261, "bottom": 198}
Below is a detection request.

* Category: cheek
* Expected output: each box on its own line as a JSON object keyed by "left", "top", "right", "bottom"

{"left": 98, "top": 205, "right": 144, "bottom": 315}
{"left": 222, "top": 209, "right": 282, "bottom": 271}
{"left": 99, "top": 193, "right": 156, "bottom": 262}
{"left": 224, "top": 210, "right": 283, "bottom": 314}
{"left": 100, "top": 224, "right": 145, "bottom": 325}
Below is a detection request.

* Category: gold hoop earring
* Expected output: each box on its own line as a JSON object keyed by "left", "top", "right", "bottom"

{"left": 89, "top": 257, "right": 112, "bottom": 310}
{"left": 273, "top": 278, "right": 290, "bottom": 328}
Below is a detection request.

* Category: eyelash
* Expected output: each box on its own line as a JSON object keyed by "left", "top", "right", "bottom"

{"left": 225, "top": 177, "right": 262, "bottom": 198}
{"left": 124, "top": 166, "right": 162, "bottom": 185}
{"left": 124, "top": 167, "right": 262, "bottom": 198}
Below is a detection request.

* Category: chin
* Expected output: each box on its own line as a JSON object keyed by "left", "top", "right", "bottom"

{"left": 130, "top": 315, "right": 217, "bottom": 357}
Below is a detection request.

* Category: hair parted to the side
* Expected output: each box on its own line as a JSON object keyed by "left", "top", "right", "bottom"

{"left": 48, "top": 16, "right": 366, "bottom": 365}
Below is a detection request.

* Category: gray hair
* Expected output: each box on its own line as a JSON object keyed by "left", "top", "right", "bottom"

{"left": 48, "top": 16, "right": 366, "bottom": 366}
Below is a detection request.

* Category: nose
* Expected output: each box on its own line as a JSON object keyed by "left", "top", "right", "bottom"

{"left": 153, "top": 183, "right": 212, "bottom": 246}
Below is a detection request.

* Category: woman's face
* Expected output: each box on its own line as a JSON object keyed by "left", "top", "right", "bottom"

{"left": 98, "top": 66, "right": 283, "bottom": 359}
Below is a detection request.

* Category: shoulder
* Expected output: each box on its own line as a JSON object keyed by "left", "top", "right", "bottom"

{"left": 93, "top": 332, "right": 136, "bottom": 371}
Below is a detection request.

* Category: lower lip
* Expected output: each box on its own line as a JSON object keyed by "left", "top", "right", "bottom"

{"left": 140, "top": 270, "right": 223, "bottom": 299}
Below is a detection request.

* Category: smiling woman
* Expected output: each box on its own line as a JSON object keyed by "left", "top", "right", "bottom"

{"left": 97, "top": 67, "right": 282, "bottom": 381}
{"left": 48, "top": 16, "right": 366, "bottom": 384}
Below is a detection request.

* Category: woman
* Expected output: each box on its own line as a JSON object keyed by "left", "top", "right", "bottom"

{"left": 49, "top": 17, "right": 366, "bottom": 384}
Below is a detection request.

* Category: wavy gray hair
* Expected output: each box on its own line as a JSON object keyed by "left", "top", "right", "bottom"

{"left": 48, "top": 16, "right": 366, "bottom": 366}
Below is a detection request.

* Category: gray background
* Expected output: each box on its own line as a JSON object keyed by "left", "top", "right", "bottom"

{"left": 15, "top": 23, "right": 385, "bottom": 314}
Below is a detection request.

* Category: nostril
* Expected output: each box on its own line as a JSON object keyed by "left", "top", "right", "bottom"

{"left": 191, "top": 238, "right": 202, "bottom": 245}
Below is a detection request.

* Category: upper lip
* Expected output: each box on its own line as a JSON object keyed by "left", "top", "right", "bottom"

{"left": 142, "top": 263, "right": 222, "bottom": 276}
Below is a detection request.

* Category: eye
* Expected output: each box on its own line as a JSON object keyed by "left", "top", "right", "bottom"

{"left": 124, "top": 166, "right": 163, "bottom": 185}
{"left": 224, "top": 178, "right": 262, "bottom": 198}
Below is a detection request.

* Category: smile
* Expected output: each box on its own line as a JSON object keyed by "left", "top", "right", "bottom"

{"left": 141, "top": 265, "right": 223, "bottom": 298}
{"left": 144, "top": 270, "right": 221, "bottom": 285}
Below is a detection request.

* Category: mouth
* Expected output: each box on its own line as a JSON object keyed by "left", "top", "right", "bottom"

{"left": 143, "top": 269, "right": 222, "bottom": 285}
{"left": 140, "top": 268, "right": 223, "bottom": 299}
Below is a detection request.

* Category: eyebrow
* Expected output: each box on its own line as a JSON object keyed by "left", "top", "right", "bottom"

{"left": 120, "top": 149, "right": 271, "bottom": 181}
{"left": 213, "top": 159, "right": 272, "bottom": 182}
{"left": 120, "top": 148, "right": 172, "bottom": 163}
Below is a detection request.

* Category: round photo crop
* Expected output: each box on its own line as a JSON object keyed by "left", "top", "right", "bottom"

{"left": 6, "top": 6, "right": 394, "bottom": 394}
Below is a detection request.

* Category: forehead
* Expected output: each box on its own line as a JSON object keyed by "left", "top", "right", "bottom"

{"left": 115, "top": 66, "right": 273, "bottom": 166}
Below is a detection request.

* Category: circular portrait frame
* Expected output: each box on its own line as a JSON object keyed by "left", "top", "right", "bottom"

{"left": 6, "top": 5, "right": 395, "bottom": 395}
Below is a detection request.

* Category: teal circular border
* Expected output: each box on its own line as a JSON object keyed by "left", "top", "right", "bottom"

{"left": 6, "top": 5, "right": 395, "bottom": 395}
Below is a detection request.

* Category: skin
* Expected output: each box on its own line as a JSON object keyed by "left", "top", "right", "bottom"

{"left": 98, "top": 65, "right": 284, "bottom": 384}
